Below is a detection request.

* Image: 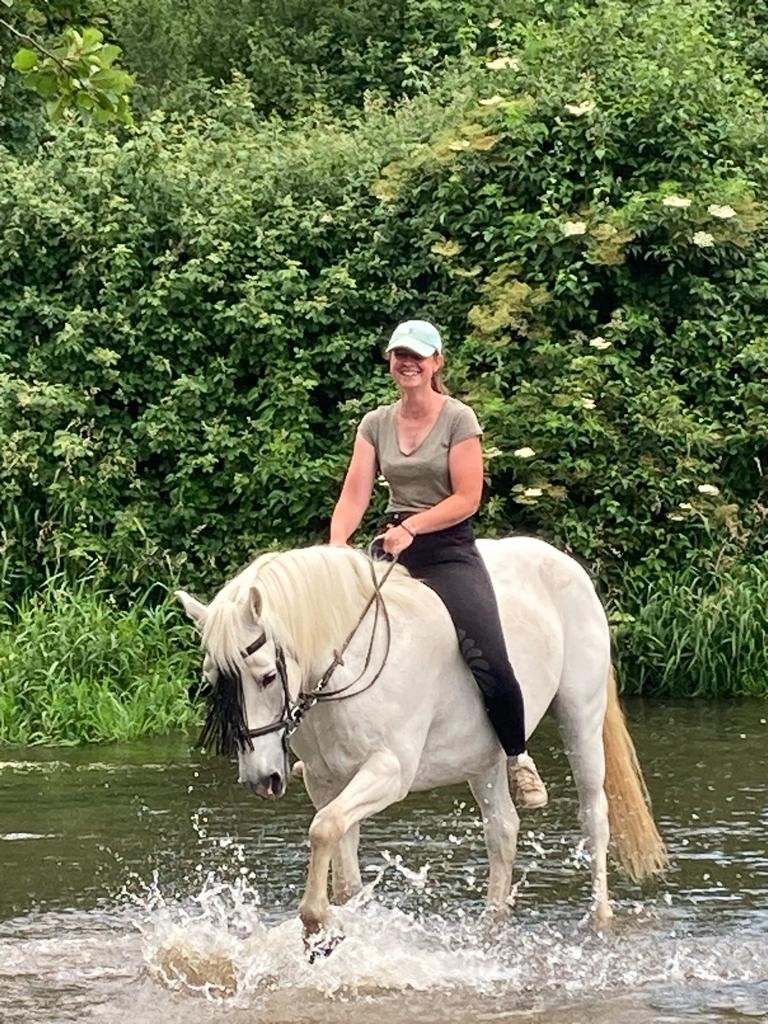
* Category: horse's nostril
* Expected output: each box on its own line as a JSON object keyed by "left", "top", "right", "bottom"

{"left": 269, "top": 772, "right": 282, "bottom": 796}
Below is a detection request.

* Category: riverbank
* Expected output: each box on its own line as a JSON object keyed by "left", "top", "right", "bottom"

{"left": 0, "top": 576, "right": 198, "bottom": 745}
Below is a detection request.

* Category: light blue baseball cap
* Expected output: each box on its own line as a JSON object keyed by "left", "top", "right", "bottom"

{"left": 385, "top": 319, "right": 443, "bottom": 358}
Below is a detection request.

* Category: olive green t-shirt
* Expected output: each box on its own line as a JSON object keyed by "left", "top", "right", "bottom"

{"left": 357, "top": 396, "right": 482, "bottom": 512}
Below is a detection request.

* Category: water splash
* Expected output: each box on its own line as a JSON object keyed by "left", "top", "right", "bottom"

{"left": 132, "top": 854, "right": 768, "bottom": 1014}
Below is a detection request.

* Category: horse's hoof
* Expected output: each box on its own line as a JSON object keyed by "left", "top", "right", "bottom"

{"left": 305, "top": 931, "right": 345, "bottom": 964}
{"left": 592, "top": 905, "right": 614, "bottom": 932}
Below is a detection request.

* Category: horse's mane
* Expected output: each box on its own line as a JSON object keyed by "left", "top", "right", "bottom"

{"left": 202, "top": 546, "right": 423, "bottom": 679}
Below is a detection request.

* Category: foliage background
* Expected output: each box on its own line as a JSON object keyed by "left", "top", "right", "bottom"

{"left": 1, "top": 0, "right": 767, "bottom": 738}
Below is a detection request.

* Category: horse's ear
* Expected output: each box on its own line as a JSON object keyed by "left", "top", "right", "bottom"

{"left": 176, "top": 590, "right": 208, "bottom": 627}
{"left": 248, "top": 585, "right": 263, "bottom": 622}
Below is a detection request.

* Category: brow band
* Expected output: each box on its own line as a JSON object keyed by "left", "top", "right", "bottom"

{"left": 242, "top": 634, "right": 267, "bottom": 657}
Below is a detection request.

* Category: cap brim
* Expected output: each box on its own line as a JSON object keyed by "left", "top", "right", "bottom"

{"left": 385, "top": 336, "right": 436, "bottom": 357}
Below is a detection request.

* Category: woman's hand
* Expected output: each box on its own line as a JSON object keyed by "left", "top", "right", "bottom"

{"left": 379, "top": 523, "right": 415, "bottom": 557}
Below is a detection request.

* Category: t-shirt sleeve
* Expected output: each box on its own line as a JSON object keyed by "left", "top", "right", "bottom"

{"left": 357, "top": 409, "right": 380, "bottom": 447}
{"left": 449, "top": 403, "right": 483, "bottom": 446}
{"left": 357, "top": 409, "right": 381, "bottom": 475}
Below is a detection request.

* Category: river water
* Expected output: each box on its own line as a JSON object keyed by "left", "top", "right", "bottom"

{"left": 0, "top": 701, "right": 766, "bottom": 1023}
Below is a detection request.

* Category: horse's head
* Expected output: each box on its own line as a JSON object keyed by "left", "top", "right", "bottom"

{"left": 177, "top": 585, "right": 295, "bottom": 800}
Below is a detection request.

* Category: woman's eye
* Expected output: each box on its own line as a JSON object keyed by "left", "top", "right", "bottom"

{"left": 262, "top": 672, "right": 276, "bottom": 688}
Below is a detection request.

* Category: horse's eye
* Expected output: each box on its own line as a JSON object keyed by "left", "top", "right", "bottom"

{"left": 262, "top": 672, "right": 277, "bottom": 688}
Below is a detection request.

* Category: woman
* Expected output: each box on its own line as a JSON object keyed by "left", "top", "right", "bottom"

{"left": 329, "top": 319, "right": 548, "bottom": 810}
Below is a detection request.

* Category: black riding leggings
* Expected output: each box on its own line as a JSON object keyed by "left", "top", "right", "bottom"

{"left": 385, "top": 515, "right": 526, "bottom": 756}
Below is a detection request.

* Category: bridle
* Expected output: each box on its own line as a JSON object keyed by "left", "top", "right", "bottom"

{"left": 235, "top": 554, "right": 400, "bottom": 749}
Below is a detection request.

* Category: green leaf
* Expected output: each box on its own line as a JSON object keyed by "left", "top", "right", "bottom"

{"left": 89, "top": 68, "right": 122, "bottom": 90}
{"left": 115, "top": 95, "right": 133, "bottom": 126}
{"left": 98, "top": 44, "right": 122, "bottom": 68}
{"left": 12, "top": 48, "right": 39, "bottom": 73}
{"left": 80, "top": 27, "right": 104, "bottom": 51}
{"left": 32, "top": 70, "right": 60, "bottom": 99}
{"left": 45, "top": 96, "right": 67, "bottom": 121}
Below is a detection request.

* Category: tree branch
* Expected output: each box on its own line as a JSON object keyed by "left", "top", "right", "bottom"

{"left": 0, "top": 16, "right": 70, "bottom": 74}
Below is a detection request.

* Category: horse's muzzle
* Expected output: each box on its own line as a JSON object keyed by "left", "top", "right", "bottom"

{"left": 239, "top": 771, "right": 286, "bottom": 800}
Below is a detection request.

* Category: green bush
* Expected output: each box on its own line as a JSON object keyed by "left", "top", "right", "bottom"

{"left": 4, "top": 0, "right": 768, "bottom": 744}
{"left": 104, "top": 0, "right": 503, "bottom": 117}
{"left": 99, "top": 0, "right": 768, "bottom": 120}
{"left": 1, "top": 0, "right": 766, "bottom": 609}
{"left": 0, "top": 82, "right": 463, "bottom": 600}
{"left": 371, "top": 0, "right": 768, "bottom": 584}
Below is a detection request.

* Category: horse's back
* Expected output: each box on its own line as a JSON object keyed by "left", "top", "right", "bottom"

{"left": 475, "top": 535, "right": 610, "bottom": 733}
{"left": 477, "top": 535, "right": 605, "bottom": 626}
{"left": 476, "top": 535, "right": 592, "bottom": 589}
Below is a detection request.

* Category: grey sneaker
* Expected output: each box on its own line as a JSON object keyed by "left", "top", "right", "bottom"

{"left": 508, "top": 753, "right": 548, "bottom": 809}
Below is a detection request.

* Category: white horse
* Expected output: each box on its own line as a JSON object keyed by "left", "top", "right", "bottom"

{"left": 177, "top": 537, "right": 666, "bottom": 942}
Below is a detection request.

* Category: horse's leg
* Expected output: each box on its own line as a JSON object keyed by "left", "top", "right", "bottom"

{"left": 551, "top": 688, "right": 612, "bottom": 929}
{"left": 331, "top": 823, "right": 361, "bottom": 904}
{"left": 301, "top": 771, "right": 362, "bottom": 905}
{"left": 468, "top": 756, "right": 520, "bottom": 914}
{"left": 299, "top": 749, "right": 405, "bottom": 937}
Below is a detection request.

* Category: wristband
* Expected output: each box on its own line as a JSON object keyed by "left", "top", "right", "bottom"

{"left": 400, "top": 521, "right": 416, "bottom": 538}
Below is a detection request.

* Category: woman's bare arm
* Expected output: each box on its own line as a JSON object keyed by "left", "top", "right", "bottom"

{"left": 329, "top": 435, "right": 377, "bottom": 545}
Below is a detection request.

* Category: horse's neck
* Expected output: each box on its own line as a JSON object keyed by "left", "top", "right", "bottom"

{"left": 298, "top": 605, "right": 388, "bottom": 699}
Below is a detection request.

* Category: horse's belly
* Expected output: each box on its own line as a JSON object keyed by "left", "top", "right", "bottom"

{"left": 410, "top": 675, "right": 503, "bottom": 790}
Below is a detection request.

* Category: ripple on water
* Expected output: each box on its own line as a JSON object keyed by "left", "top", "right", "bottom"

{"left": 1, "top": 704, "right": 766, "bottom": 1024}
{"left": 0, "top": 832, "right": 56, "bottom": 841}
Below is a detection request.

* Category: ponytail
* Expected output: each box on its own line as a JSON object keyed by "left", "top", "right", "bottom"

{"left": 431, "top": 368, "right": 449, "bottom": 395}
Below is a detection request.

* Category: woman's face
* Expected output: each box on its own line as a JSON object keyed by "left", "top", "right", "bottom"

{"left": 388, "top": 348, "right": 442, "bottom": 389}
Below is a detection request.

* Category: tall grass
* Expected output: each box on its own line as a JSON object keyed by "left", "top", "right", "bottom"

{"left": 0, "top": 577, "right": 200, "bottom": 745}
{"left": 614, "top": 556, "right": 768, "bottom": 698}
{"left": 1, "top": 555, "right": 765, "bottom": 747}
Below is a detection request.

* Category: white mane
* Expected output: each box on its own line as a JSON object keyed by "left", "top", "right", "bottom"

{"left": 202, "top": 546, "right": 424, "bottom": 678}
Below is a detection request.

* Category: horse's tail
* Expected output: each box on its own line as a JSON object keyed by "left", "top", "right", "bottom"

{"left": 603, "top": 666, "right": 668, "bottom": 880}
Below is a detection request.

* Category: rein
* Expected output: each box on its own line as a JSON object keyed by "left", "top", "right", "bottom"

{"left": 237, "top": 554, "right": 400, "bottom": 747}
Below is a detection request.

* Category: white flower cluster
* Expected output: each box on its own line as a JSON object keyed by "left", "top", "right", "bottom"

{"left": 661, "top": 198, "right": 738, "bottom": 220}
{"left": 692, "top": 231, "right": 715, "bottom": 248}
{"left": 486, "top": 56, "right": 519, "bottom": 71}
{"left": 589, "top": 336, "right": 612, "bottom": 350}
{"left": 707, "top": 204, "right": 737, "bottom": 219}
{"left": 513, "top": 446, "right": 536, "bottom": 459}
{"left": 662, "top": 195, "right": 692, "bottom": 208}
{"left": 564, "top": 100, "right": 596, "bottom": 116}
{"left": 697, "top": 483, "right": 720, "bottom": 496}
{"left": 562, "top": 220, "right": 587, "bottom": 237}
